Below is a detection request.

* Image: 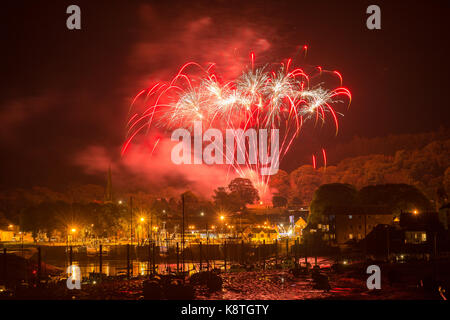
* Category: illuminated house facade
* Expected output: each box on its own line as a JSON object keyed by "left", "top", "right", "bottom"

{"left": 242, "top": 227, "right": 279, "bottom": 243}
{"left": 322, "top": 206, "right": 395, "bottom": 245}
{"left": 399, "top": 211, "right": 446, "bottom": 247}
{"left": 365, "top": 211, "right": 447, "bottom": 256}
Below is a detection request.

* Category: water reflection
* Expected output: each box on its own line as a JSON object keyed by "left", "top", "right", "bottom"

{"left": 51, "top": 260, "right": 226, "bottom": 278}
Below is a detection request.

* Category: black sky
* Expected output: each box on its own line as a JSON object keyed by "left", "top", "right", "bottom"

{"left": 0, "top": 0, "right": 449, "bottom": 190}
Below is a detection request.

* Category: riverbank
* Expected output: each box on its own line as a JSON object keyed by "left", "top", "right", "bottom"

{"left": 1, "top": 259, "right": 446, "bottom": 300}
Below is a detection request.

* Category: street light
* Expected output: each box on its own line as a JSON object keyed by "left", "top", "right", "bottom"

{"left": 138, "top": 217, "right": 145, "bottom": 245}
{"left": 163, "top": 209, "right": 168, "bottom": 249}
{"left": 200, "top": 211, "right": 208, "bottom": 245}
{"left": 219, "top": 215, "right": 226, "bottom": 236}
{"left": 68, "top": 227, "right": 77, "bottom": 246}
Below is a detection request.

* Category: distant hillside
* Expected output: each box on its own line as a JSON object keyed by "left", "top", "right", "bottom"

{"left": 270, "top": 130, "right": 450, "bottom": 208}
{"left": 326, "top": 127, "right": 450, "bottom": 165}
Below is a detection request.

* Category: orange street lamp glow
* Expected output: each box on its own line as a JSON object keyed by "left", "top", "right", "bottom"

{"left": 71, "top": 228, "right": 76, "bottom": 233}
{"left": 140, "top": 217, "right": 145, "bottom": 222}
{"left": 413, "top": 210, "right": 418, "bottom": 215}
{"left": 220, "top": 215, "right": 225, "bottom": 221}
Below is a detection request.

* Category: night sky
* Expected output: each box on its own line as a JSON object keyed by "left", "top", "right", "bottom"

{"left": 1, "top": 0, "right": 449, "bottom": 191}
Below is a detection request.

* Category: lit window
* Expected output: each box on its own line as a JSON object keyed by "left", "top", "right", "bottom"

{"left": 349, "top": 215, "right": 352, "bottom": 219}
{"left": 349, "top": 234, "right": 353, "bottom": 239}
{"left": 405, "top": 231, "right": 427, "bottom": 244}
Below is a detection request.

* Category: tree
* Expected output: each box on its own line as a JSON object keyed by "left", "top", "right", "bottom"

{"left": 228, "top": 178, "right": 259, "bottom": 209}
{"left": 290, "top": 165, "right": 322, "bottom": 204}
{"left": 22, "top": 201, "right": 69, "bottom": 241}
{"left": 358, "top": 184, "right": 432, "bottom": 214}
{"left": 272, "top": 195, "right": 288, "bottom": 208}
{"left": 269, "top": 170, "right": 290, "bottom": 195}
{"left": 309, "top": 183, "right": 358, "bottom": 225}
{"left": 436, "top": 186, "right": 447, "bottom": 208}
{"left": 213, "top": 187, "right": 241, "bottom": 212}
{"left": 291, "top": 196, "right": 303, "bottom": 206}
{"left": 444, "top": 167, "right": 450, "bottom": 197}
{"left": 180, "top": 190, "right": 200, "bottom": 217}
{"left": 151, "top": 198, "right": 170, "bottom": 217}
{"left": 66, "top": 184, "right": 104, "bottom": 203}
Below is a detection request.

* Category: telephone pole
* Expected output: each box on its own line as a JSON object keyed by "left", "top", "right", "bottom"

{"left": 181, "top": 194, "right": 185, "bottom": 273}
{"left": 129, "top": 196, "right": 133, "bottom": 278}
{"left": 130, "top": 196, "right": 133, "bottom": 246}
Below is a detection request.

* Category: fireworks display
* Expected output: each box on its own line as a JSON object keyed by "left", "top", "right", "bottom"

{"left": 123, "top": 50, "right": 351, "bottom": 197}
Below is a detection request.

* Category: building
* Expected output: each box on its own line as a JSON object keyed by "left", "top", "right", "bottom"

{"left": 242, "top": 227, "right": 278, "bottom": 243}
{"left": 438, "top": 203, "right": 450, "bottom": 230}
{"left": 400, "top": 211, "right": 445, "bottom": 246}
{"left": 0, "top": 229, "right": 14, "bottom": 242}
{"left": 0, "top": 215, "right": 15, "bottom": 242}
{"left": 322, "top": 206, "right": 395, "bottom": 245}
{"left": 0, "top": 222, "right": 33, "bottom": 243}
{"left": 276, "top": 217, "right": 307, "bottom": 238}
{"left": 294, "top": 217, "right": 307, "bottom": 236}
{"left": 365, "top": 211, "right": 447, "bottom": 256}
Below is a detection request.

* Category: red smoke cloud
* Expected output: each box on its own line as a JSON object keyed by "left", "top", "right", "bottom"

{"left": 75, "top": 136, "right": 235, "bottom": 197}
{"left": 75, "top": 4, "right": 273, "bottom": 196}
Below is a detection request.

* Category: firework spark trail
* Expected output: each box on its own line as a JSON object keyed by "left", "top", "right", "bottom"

{"left": 122, "top": 52, "right": 351, "bottom": 197}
